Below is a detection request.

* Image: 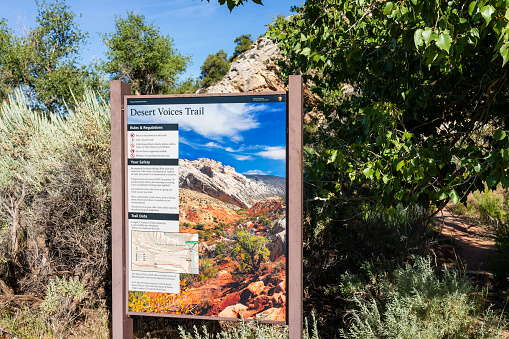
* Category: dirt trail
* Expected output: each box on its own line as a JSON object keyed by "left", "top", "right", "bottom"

{"left": 434, "top": 208, "right": 495, "bottom": 273}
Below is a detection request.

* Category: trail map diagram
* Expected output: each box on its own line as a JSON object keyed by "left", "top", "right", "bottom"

{"left": 131, "top": 231, "right": 199, "bottom": 274}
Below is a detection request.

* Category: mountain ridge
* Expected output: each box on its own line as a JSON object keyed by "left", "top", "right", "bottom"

{"left": 179, "top": 158, "right": 284, "bottom": 209}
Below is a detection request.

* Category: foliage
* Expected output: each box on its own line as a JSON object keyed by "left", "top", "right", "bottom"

{"left": 269, "top": 0, "right": 509, "bottom": 214}
{"left": 128, "top": 281, "right": 198, "bottom": 314}
{"left": 339, "top": 256, "right": 507, "bottom": 338}
{"left": 0, "top": 308, "right": 52, "bottom": 338}
{"left": 0, "top": 88, "right": 110, "bottom": 306}
{"left": 173, "top": 77, "right": 202, "bottom": 94}
{"left": 231, "top": 229, "right": 269, "bottom": 273}
{"left": 179, "top": 319, "right": 288, "bottom": 339}
{"left": 200, "top": 50, "right": 230, "bottom": 88}
{"left": 0, "top": 0, "right": 105, "bottom": 112}
{"left": 198, "top": 258, "right": 218, "bottom": 281}
{"left": 489, "top": 223, "right": 509, "bottom": 287}
{"left": 201, "top": 0, "right": 263, "bottom": 12}
{"left": 0, "top": 303, "right": 110, "bottom": 338}
{"left": 231, "top": 34, "right": 254, "bottom": 61}
{"left": 471, "top": 187, "right": 509, "bottom": 226}
{"left": 103, "top": 11, "right": 190, "bottom": 95}
{"left": 40, "top": 276, "right": 86, "bottom": 313}
{"left": 178, "top": 314, "right": 320, "bottom": 338}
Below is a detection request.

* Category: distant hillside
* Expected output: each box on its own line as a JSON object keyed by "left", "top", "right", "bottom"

{"left": 244, "top": 175, "right": 285, "bottom": 197}
{"left": 179, "top": 158, "right": 283, "bottom": 209}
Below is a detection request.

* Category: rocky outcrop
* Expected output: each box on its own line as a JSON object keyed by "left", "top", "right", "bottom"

{"left": 199, "top": 37, "right": 284, "bottom": 94}
{"left": 268, "top": 230, "right": 286, "bottom": 261}
{"left": 218, "top": 303, "right": 248, "bottom": 319}
{"left": 179, "top": 158, "right": 283, "bottom": 209}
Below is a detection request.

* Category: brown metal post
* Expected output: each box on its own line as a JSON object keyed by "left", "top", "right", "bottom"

{"left": 288, "top": 75, "right": 303, "bottom": 339}
{"left": 110, "top": 80, "right": 134, "bottom": 339}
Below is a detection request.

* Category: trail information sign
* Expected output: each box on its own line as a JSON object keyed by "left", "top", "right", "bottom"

{"left": 126, "top": 94, "right": 288, "bottom": 319}
{"left": 111, "top": 78, "right": 303, "bottom": 338}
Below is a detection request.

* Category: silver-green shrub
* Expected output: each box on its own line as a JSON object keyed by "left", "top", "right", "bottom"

{"left": 339, "top": 256, "right": 507, "bottom": 338}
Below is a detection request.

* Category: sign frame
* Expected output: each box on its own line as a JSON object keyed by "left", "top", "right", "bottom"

{"left": 111, "top": 76, "right": 303, "bottom": 338}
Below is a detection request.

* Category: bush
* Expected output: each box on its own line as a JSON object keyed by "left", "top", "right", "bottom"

{"left": 471, "top": 187, "right": 508, "bottom": 227}
{"left": 339, "top": 256, "right": 507, "bottom": 338}
{"left": 489, "top": 223, "right": 509, "bottom": 288}
{"left": 198, "top": 258, "right": 218, "bottom": 282}
{"left": 178, "top": 313, "right": 320, "bottom": 339}
{"left": 231, "top": 229, "right": 270, "bottom": 273}
{"left": 0, "top": 89, "right": 111, "bottom": 336}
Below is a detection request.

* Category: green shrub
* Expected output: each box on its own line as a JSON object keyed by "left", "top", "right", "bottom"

{"left": 339, "top": 256, "right": 506, "bottom": 338}
{"left": 178, "top": 313, "right": 319, "bottom": 339}
{"left": 198, "top": 258, "right": 218, "bottom": 282}
{"left": 40, "top": 276, "right": 86, "bottom": 313}
{"left": 232, "top": 229, "right": 269, "bottom": 273}
{"left": 472, "top": 188, "right": 508, "bottom": 226}
{"left": 0, "top": 308, "right": 52, "bottom": 338}
{"left": 489, "top": 223, "right": 509, "bottom": 288}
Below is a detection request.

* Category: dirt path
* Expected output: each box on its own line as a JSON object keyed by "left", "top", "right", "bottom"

{"left": 434, "top": 208, "right": 496, "bottom": 273}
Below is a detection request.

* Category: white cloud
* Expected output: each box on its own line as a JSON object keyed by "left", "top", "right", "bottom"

{"left": 205, "top": 141, "right": 221, "bottom": 148}
{"left": 127, "top": 103, "right": 262, "bottom": 142}
{"left": 256, "top": 146, "right": 286, "bottom": 160}
{"left": 233, "top": 155, "right": 254, "bottom": 161}
{"left": 177, "top": 103, "right": 260, "bottom": 142}
{"left": 225, "top": 146, "right": 244, "bottom": 152}
{"left": 243, "top": 169, "right": 269, "bottom": 175}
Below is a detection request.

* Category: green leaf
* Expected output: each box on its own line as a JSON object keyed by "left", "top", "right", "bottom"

{"left": 422, "top": 28, "right": 435, "bottom": 46}
{"left": 252, "top": 0, "right": 263, "bottom": 4}
{"left": 468, "top": 1, "right": 478, "bottom": 15}
{"left": 396, "top": 160, "right": 405, "bottom": 172}
{"left": 500, "top": 44, "right": 509, "bottom": 66}
{"left": 363, "top": 167, "right": 375, "bottom": 178}
{"left": 301, "top": 47, "right": 311, "bottom": 56}
{"left": 501, "top": 148, "right": 509, "bottom": 161}
{"left": 436, "top": 32, "right": 452, "bottom": 53}
{"left": 448, "top": 189, "right": 459, "bottom": 204}
{"left": 414, "top": 29, "right": 424, "bottom": 48}
{"left": 494, "top": 129, "right": 507, "bottom": 140}
{"left": 438, "top": 191, "right": 448, "bottom": 200}
{"left": 480, "top": 5, "right": 495, "bottom": 24}
{"left": 327, "top": 150, "right": 338, "bottom": 163}
{"left": 383, "top": 2, "right": 394, "bottom": 15}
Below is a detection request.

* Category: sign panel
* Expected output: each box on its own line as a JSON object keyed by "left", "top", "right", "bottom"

{"left": 125, "top": 94, "right": 287, "bottom": 322}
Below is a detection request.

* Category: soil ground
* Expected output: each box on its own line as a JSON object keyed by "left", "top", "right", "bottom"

{"left": 435, "top": 208, "right": 509, "bottom": 338}
{"left": 434, "top": 207, "right": 496, "bottom": 272}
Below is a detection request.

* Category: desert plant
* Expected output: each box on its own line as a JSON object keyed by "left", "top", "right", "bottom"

{"left": 0, "top": 307, "right": 52, "bottom": 338}
{"left": 231, "top": 229, "right": 270, "bottom": 274}
{"left": 40, "top": 276, "right": 86, "bottom": 313}
{"left": 471, "top": 187, "right": 508, "bottom": 227}
{"left": 178, "top": 313, "right": 320, "bottom": 339}
{"left": 128, "top": 281, "right": 198, "bottom": 315}
{"left": 339, "top": 256, "right": 507, "bottom": 338}
{"left": 0, "top": 88, "right": 111, "bottom": 338}
{"left": 198, "top": 258, "right": 218, "bottom": 282}
{"left": 489, "top": 223, "right": 509, "bottom": 288}
{"left": 179, "top": 319, "right": 288, "bottom": 339}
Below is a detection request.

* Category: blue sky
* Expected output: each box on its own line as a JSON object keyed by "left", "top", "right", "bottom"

{"left": 2, "top": 0, "right": 300, "bottom": 79}
{"left": 128, "top": 101, "right": 287, "bottom": 177}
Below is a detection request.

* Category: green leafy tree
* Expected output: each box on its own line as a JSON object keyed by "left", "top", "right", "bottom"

{"left": 103, "top": 12, "right": 190, "bottom": 95}
{"left": 268, "top": 0, "right": 509, "bottom": 215}
{"left": 232, "top": 229, "right": 270, "bottom": 273}
{"left": 200, "top": 49, "right": 230, "bottom": 88}
{"left": 0, "top": 1, "right": 103, "bottom": 112}
{"left": 231, "top": 34, "right": 253, "bottom": 61}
